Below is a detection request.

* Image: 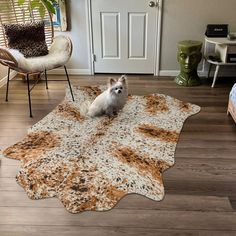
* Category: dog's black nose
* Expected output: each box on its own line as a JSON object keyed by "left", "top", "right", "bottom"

{"left": 118, "top": 90, "right": 121, "bottom": 94}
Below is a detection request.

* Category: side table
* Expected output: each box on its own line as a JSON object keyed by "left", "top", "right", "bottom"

{"left": 204, "top": 37, "right": 236, "bottom": 88}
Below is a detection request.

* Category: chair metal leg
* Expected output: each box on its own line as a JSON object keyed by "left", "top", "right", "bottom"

{"left": 26, "top": 74, "right": 33, "bottom": 117}
{"left": 207, "top": 63, "right": 212, "bottom": 79}
{"left": 45, "top": 70, "right": 48, "bottom": 89}
{"left": 5, "top": 67, "right": 11, "bottom": 102}
{"left": 212, "top": 65, "right": 220, "bottom": 88}
{"left": 64, "top": 65, "right": 74, "bottom": 101}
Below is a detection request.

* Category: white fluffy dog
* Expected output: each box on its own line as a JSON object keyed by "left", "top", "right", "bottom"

{"left": 82, "top": 75, "right": 128, "bottom": 117}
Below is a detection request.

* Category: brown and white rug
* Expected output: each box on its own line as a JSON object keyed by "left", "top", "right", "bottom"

{"left": 3, "top": 86, "right": 200, "bottom": 213}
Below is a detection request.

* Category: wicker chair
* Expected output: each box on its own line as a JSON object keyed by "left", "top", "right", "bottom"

{"left": 0, "top": 0, "right": 74, "bottom": 117}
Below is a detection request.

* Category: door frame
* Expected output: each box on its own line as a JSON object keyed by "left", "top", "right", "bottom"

{"left": 86, "top": 0, "right": 163, "bottom": 76}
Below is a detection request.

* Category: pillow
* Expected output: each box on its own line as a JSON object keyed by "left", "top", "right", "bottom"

{"left": 3, "top": 21, "right": 48, "bottom": 58}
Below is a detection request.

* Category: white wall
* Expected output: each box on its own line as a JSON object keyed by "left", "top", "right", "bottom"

{"left": 0, "top": 65, "right": 8, "bottom": 86}
{"left": 54, "top": 0, "right": 90, "bottom": 74}
{"left": 0, "top": 65, "right": 18, "bottom": 87}
{"left": 161, "top": 0, "right": 236, "bottom": 71}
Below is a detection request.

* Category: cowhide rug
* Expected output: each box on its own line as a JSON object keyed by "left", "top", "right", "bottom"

{"left": 3, "top": 86, "right": 200, "bottom": 213}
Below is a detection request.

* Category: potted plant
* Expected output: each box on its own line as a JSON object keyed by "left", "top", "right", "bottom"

{"left": 17, "top": 0, "right": 57, "bottom": 18}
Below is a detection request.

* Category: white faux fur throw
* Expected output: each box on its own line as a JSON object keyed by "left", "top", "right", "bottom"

{"left": 8, "top": 35, "right": 71, "bottom": 72}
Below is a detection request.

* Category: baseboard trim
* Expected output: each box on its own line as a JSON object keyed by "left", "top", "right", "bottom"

{"left": 0, "top": 71, "right": 17, "bottom": 88}
{"left": 47, "top": 69, "right": 91, "bottom": 75}
{"left": 159, "top": 70, "right": 207, "bottom": 77}
{"left": 159, "top": 70, "right": 179, "bottom": 76}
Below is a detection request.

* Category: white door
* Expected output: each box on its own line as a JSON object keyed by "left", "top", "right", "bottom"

{"left": 91, "top": 0, "right": 159, "bottom": 74}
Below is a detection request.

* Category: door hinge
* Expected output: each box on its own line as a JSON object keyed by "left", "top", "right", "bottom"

{"left": 92, "top": 54, "right": 96, "bottom": 62}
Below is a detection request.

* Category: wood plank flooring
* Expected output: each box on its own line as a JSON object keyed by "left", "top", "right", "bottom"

{"left": 0, "top": 75, "right": 236, "bottom": 236}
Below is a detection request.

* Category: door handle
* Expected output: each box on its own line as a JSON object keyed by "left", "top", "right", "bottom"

{"left": 149, "top": 1, "right": 157, "bottom": 7}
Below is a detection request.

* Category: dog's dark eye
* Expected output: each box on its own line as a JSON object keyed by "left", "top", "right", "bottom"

{"left": 115, "top": 88, "right": 118, "bottom": 90}
{"left": 120, "top": 87, "right": 123, "bottom": 89}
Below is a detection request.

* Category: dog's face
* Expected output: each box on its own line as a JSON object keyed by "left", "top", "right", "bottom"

{"left": 108, "top": 75, "right": 127, "bottom": 96}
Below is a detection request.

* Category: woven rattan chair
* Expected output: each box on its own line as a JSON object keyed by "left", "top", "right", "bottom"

{"left": 0, "top": 0, "right": 74, "bottom": 117}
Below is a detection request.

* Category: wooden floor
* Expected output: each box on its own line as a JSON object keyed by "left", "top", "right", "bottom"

{"left": 0, "top": 74, "right": 236, "bottom": 236}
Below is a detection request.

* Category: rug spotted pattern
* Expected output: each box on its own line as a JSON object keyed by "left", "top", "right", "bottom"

{"left": 3, "top": 86, "right": 200, "bottom": 213}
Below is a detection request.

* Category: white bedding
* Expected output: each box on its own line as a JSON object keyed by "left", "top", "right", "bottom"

{"left": 230, "top": 83, "right": 236, "bottom": 107}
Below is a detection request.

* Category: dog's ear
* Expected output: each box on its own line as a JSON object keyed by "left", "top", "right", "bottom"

{"left": 118, "top": 75, "right": 127, "bottom": 84}
{"left": 108, "top": 77, "right": 116, "bottom": 86}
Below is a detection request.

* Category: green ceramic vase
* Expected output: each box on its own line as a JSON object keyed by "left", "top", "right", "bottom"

{"left": 175, "top": 40, "right": 202, "bottom": 87}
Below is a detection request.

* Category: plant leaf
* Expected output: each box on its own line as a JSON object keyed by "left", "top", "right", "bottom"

{"left": 18, "top": 0, "right": 26, "bottom": 6}
{"left": 0, "top": 3, "right": 10, "bottom": 12}
{"left": 29, "top": 0, "right": 40, "bottom": 10}
{"left": 41, "top": 0, "right": 56, "bottom": 14}
{"left": 48, "top": 0, "right": 58, "bottom": 4}
{"left": 39, "top": 2, "right": 46, "bottom": 18}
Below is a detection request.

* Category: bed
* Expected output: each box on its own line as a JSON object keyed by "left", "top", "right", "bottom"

{"left": 228, "top": 83, "right": 236, "bottom": 123}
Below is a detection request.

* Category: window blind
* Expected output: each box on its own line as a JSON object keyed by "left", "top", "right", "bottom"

{"left": 0, "top": 0, "right": 53, "bottom": 47}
